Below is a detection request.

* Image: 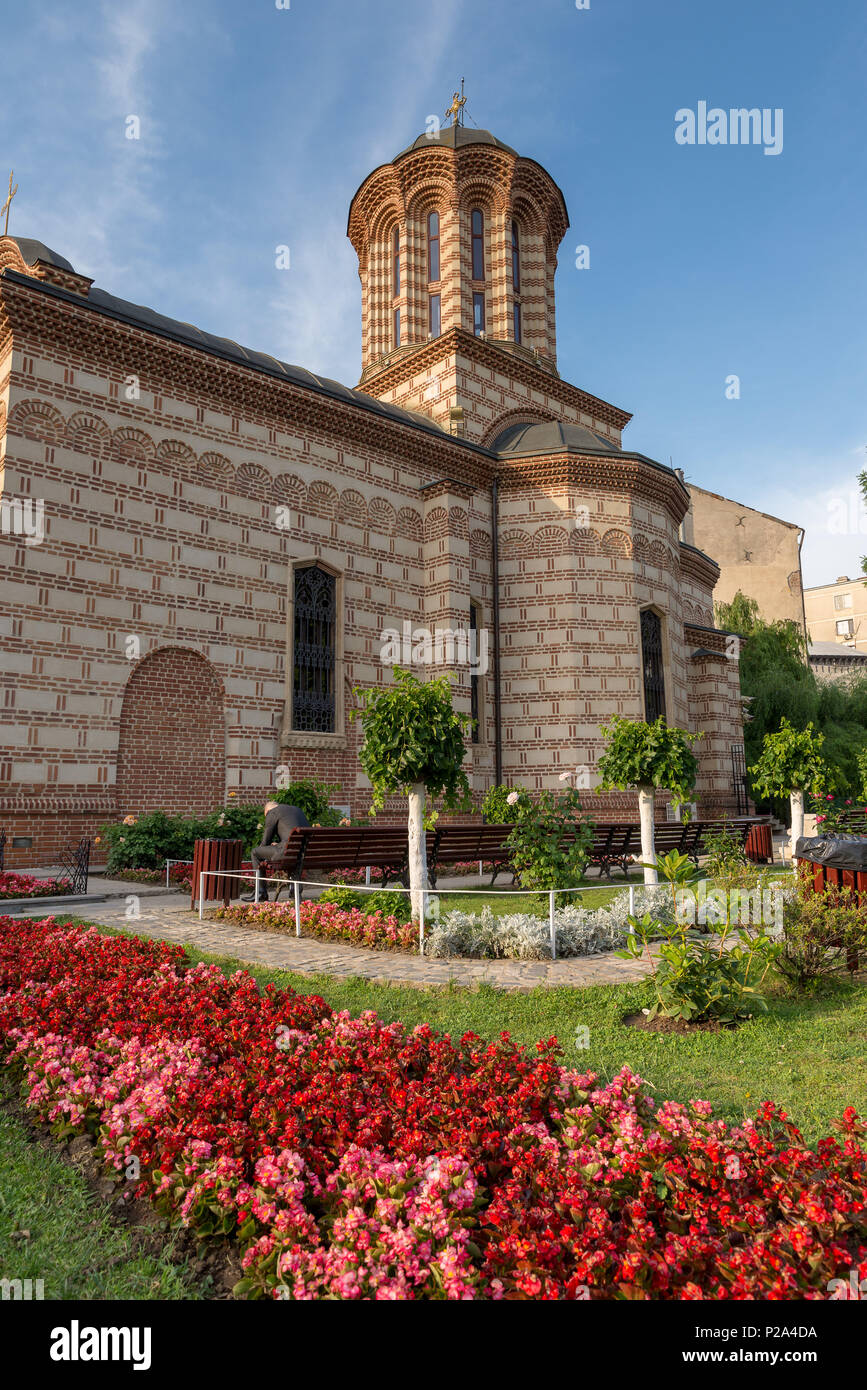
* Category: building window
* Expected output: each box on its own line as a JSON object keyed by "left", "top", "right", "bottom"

{"left": 837, "top": 618, "right": 854, "bottom": 637}
{"left": 429, "top": 293, "right": 441, "bottom": 337}
{"left": 292, "top": 565, "right": 336, "bottom": 733}
{"left": 513, "top": 302, "right": 522, "bottom": 344}
{"left": 469, "top": 603, "right": 480, "bottom": 744}
{"left": 392, "top": 226, "right": 400, "bottom": 297}
{"left": 471, "top": 208, "right": 485, "bottom": 280}
{"left": 427, "top": 211, "right": 440, "bottom": 282}
{"left": 834, "top": 592, "right": 853, "bottom": 610}
{"left": 473, "top": 292, "right": 485, "bottom": 337}
{"left": 393, "top": 307, "right": 400, "bottom": 348}
{"left": 511, "top": 220, "right": 520, "bottom": 292}
{"left": 640, "top": 609, "right": 666, "bottom": 723}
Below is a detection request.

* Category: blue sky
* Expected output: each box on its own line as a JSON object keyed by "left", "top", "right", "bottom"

{"left": 2, "top": 0, "right": 865, "bottom": 586}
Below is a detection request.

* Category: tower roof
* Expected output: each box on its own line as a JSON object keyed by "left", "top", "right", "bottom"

{"left": 394, "top": 126, "right": 518, "bottom": 159}
{"left": 492, "top": 420, "right": 622, "bottom": 458}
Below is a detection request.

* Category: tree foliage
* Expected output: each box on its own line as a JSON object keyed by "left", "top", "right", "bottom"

{"left": 352, "top": 667, "right": 472, "bottom": 813}
{"left": 748, "top": 718, "right": 827, "bottom": 800}
{"left": 596, "top": 716, "right": 699, "bottom": 808}
{"left": 716, "top": 590, "right": 867, "bottom": 806}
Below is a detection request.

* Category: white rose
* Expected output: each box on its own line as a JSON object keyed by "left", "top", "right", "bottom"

{"left": 506, "top": 791, "right": 519, "bottom": 806}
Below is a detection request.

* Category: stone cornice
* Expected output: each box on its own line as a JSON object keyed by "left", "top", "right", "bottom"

{"left": 496, "top": 451, "right": 691, "bottom": 526}
{"left": 679, "top": 541, "right": 721, "bottom": 589}
{"left": 358, "top": 327, "right": 632, "bottom": 431}
{"left": 0, "top": 270, "right": 500, "bottom": 484}
{"left": 684, "top": 623, "right": 730, "bottom": 655}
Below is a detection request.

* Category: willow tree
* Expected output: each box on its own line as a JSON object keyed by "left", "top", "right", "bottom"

{"left": 596, "top": 716, "right": 700, "bottom": 885}
{"left": 749, "top": 717, "right": 827, "bottom": 861}
{"left": 352, "top": 667, "right": 471, "bottom": 920}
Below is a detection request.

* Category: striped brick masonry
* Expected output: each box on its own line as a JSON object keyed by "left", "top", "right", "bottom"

{"left": 0, "top": 123, "right": 746, "bottom": 867}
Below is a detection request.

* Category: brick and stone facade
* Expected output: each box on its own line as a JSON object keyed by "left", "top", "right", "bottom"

{"left": 0, "top": 124, "right": 745, "bottom": 868}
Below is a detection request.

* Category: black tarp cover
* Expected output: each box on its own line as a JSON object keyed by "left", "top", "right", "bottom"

{"left": 795, "top": 835, "right": 867, "bottom": 871}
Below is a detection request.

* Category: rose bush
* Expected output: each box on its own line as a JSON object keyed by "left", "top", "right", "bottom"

{"left": 0, "top": 916, "right": 865, "bottom": 1300}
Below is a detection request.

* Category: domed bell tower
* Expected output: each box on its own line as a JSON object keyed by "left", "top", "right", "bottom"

{"left": 347, "top": 114, "right": 570, "bottom": 444}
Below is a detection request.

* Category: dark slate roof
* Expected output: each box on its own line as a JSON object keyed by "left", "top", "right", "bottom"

{"left": 396, "top": 126, "right": 518, "bottom": 158}
{"left": 492, "top": 419, "right": 622, "bottom": 458}
{"left": 4, "top": 238, "right": 459, "bottom": 445}
{"left": 10, "top": 237, "right": 76, "bottom": 272}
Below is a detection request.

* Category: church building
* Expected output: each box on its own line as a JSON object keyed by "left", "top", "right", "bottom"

{"left": 0, "top": 121, "right": 744, "bottom": 867}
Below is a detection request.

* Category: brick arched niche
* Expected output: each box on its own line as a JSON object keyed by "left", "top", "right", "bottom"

{"left": 116, "top": 648, "right": 226, "bottom": 817}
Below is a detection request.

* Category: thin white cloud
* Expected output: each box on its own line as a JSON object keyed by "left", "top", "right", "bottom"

{"left": 746, "top": 448, "right": 867, "bottom": 589}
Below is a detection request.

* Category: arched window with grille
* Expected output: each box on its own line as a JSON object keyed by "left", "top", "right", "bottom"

{"left": 471, "top": 208, "right": 485, "bottom": 280}
{"left": 427, "top": 210, "right": 440, "bottom": 282}
{"left": 292, "top": 565, "right": 336, "bottom": 732}
{"left": 640, "top": 608, "right": 666, "bottom": 724}
{"left": 392, "top": 225, "right": 400, "bottom": 297}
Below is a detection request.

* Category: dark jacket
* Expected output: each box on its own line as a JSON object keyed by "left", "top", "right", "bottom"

{"left": 261, "top": 804, "right": 311, "bottom": 851}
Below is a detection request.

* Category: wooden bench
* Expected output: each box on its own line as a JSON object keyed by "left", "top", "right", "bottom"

{"left": 252, "top": 815, "right": 774, "bottom": 898}
{"left": 260, "top": 826, "right": 412, "bottom": 899}
{"left": 586, "top": 817, "right": 770, "bottom": 878}
{"left": 426, "top": 824, "right": 516, "bottom": 886}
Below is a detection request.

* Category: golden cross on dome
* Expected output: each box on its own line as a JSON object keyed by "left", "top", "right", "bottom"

{"left": 2, "top": 171, "right": 18, "bottom": 237}
{"left": 445, "top": 79, "right": 466, "bottom": 128}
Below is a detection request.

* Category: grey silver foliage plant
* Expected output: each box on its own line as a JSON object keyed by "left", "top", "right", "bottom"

{"left": 425, "top": 885, "right": 677, "bottom": 960}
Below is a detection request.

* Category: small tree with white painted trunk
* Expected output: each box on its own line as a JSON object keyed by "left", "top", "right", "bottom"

{"left": 352, "top": 667, "right": 471, "bottom": 921}
{"left": 749, "top": 718, "right": 827, "bottom": 864}
{"left": 596, "top": 716, "right": 700, "bottom": 885}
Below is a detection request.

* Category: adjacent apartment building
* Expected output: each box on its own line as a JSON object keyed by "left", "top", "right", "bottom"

{"left": 804, "top": 575, "right": 867, "bottom": 654}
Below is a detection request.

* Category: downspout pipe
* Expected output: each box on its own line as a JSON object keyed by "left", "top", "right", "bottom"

{"left": 492, "top": 476, "right": 503, "bottom": 785}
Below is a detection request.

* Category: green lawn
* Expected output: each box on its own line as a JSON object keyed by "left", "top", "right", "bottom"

{"left": 0, "top": 1089, "right": 198, "bottom": 1300}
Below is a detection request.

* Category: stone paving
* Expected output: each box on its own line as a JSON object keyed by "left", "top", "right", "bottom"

{"left": 6, "top": 892, "right": 653, "bottom": 994}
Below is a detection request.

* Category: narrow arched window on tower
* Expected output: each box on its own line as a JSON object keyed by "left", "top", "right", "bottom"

{"left": 471, "top": 208, "right": 485, "bottom": 280}
{"left": 392, "top": 226, "right": 400, "bottom": 297}
{"left": 427, "top": 211, "right": 440, "bottom": 282}
{"left": 511, "top": 220, "right": 522, "bottom": 343}
{"left": 511, "top": 220, "right": 521, "bottom": 292}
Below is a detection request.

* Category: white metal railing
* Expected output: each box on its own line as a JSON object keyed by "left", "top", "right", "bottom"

{"left": 195, "top": 868, "right": 639, "bottom": 960}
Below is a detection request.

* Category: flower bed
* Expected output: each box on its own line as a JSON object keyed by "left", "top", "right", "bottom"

{"left": 1, "top": 915, "right": 865, "bottom": 1300}
{"left": 0, "top": 871, "right": 72, "bottom": 900}
{"left": 213, "top": 898, "right": 416, "bottom": 952}
{"left": 105, "top": 864, "right": 196, "bottom": 887}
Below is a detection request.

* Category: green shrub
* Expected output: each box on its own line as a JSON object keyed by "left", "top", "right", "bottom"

{"left": 504, "top": 788, "right": 594, "bottom": 891}
{"left": 776, "top": 883, "right": 867, "bottom": 989}
{"left": 273, "top": 779, "right": 343, "bottom": 826}
{"left": 202, "top": 802, "right": 265, "bottom": 852}
{"left": 318, "top": 884, "right": 412, "bottom": 924}
{"left": 98, "top": 811, "right": 207, "bottom": 871}
{"left": 702, "top": 823, "right": 748, "bottom": 880}
{"left": 619, "top": 850, "right": 780, "bottom": 1024}
{"left": 481, "top": 784, "right": 530, "bottom": 823}
{"left": 99, "top": 802, "right": 265, "bottom": 869}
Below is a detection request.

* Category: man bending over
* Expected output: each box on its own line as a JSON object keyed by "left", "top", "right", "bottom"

{"left": 242, "top": 800, "right": 310, "bottom": 901}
